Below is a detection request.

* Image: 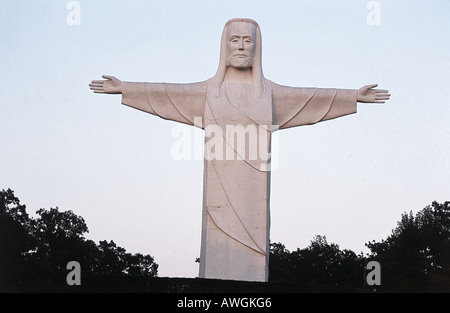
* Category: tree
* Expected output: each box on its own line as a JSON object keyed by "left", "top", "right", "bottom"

{"left": 0, "top": 189, "right": 34, "bottom": 291}
{"left": 26, "top": 207, "right": 98, "bottom": 287}
{"left": 366, "top": 201, "right": 450, "bottom": 291}
{"left": 268, "top": 242, "right": 293, "bottom": 282}
{"left": 94, "top": 240, "right": 158, "bottom": 277}
{"left": 269, "top": 236, "right": 363, "bottom": 287}
{"left": 291, "top": 235, "right": 362, "bottom": 286}
{"left": 0, "top": 189, "right": 158, "bottom": 292}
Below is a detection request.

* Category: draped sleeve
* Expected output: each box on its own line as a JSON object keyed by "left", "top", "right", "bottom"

{"left": 121, "top": 81, "right": 207, "bottom": 127}
{"left": 272, "top": 83, "right": 357, "bottom": 130}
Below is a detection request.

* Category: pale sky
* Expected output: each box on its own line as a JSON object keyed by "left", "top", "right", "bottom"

{"left": 1, "top": 0, "right": 449, "bottom": 278}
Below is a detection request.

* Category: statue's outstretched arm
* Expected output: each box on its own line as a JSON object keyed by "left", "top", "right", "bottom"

{"left": 89, "top": 74, "right": 207, "bottom": 126}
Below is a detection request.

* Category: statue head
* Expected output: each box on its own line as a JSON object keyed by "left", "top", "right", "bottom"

{"left": 226, "top": 21, "right": 256, "bottom": 69}
{"left": 209, "top": 18, "right": 272, "bottom": 99}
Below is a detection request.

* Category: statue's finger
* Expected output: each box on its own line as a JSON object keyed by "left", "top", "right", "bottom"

{"left": 94, "top": 90, "right": 106, "bottom": 94}
{"left": 89, "top": 83, "right": 103, "bottom": 87}
{"left": 91, "top": 80, "right": 105, "bottom": 84}
{"left": 375, "top": 89, "right": 389, "bottom": 93}
{"left": 374, "top": 100, "right": 385, "bottom": 103}
{"left": 365, "top": 84, "right": 378, "bottom": 89}
{"left": 90, "top": 87, "right": 104, "bottom": 91}
{"left": 102, "top": 75, "right": 115, "bottom": 80}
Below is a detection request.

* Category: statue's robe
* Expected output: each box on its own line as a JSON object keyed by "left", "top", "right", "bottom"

{"left": 121, "top": 80, "right": 357, "bottom": 281}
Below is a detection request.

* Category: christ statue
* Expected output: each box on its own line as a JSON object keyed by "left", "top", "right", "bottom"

{"left": 89, "top": 18, "right": 390, "bottom": 282}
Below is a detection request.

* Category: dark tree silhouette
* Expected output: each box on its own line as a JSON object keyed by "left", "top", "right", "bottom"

{"left": 0, "top": 189, "right": 35, "bottom": 291}
{"left": 366, "top": 201, "right": 450, "bottom": 291}
{"left": 0, "top": 189, "right": 158, "bottom": 292}
{"left": 3, "top": 188, "right": 449, "bottom": 292}
{"left": 269, "top": 235, "right": 363, "bottom": 287}
{"left": 268, "top": 242, "right": 293, "bottom": 282}
{"left": 270, "top": 202, "right": 450, "bottom": 291}
{"left": 94, "top": 240, "right": 158, "bottom": 276}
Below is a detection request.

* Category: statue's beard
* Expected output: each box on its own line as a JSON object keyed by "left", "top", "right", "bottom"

{"left": 227, "top": 54, "right": 254, "bottom": 69}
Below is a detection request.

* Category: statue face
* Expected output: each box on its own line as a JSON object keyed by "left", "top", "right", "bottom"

{"left": 226, "top": 22, "right": 256, "bottom": 69}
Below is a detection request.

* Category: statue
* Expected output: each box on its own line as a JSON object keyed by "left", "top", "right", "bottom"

{"left": 89, "top": 18, "right": 390, "bottom": 282}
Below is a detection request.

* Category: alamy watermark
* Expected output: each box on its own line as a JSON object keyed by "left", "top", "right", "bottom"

{"left": 367, "top": 1, "right": 381, "bottom": 26}
{"left": 66, "top": 1, "right": 81, "bottom": 26}
{"left": 170, "top": 118, "right": 280, "bottom": 171}
{"left": 66, "top": 261, "right": 81, "bottom": 286}
{"left": 366, "top": 261, "right": 381, "bottom": 286}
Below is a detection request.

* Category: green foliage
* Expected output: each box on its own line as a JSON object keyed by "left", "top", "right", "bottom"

{"left": 0, "top": 189, "right": 158, "bottom": 292}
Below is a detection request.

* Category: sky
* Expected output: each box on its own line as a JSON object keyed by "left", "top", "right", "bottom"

{"left": 1, "top": 0, "right": 449, "bottom": 278}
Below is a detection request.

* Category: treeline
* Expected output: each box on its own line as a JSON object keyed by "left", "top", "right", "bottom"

{"left": 0, "top": 189, "right": 158, "bottom": 292}
{"left": 269, "top": 201, "right": 450, "bottom": 292}
{"left": 2, "top": 188, "right": 450, "bottom": 292}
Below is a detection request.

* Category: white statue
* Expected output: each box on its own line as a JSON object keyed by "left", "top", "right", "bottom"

{"left": 89, "top": 18, "right": 390, "bottom": 282}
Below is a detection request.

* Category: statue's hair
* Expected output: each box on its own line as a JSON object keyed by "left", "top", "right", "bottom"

{"left": 208, "top": 18, "right": 273, "bottom": 99}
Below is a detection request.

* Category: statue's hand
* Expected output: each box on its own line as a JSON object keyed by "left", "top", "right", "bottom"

{"left": 89, "top": 75, "right": 122, "bottom": 94}
{"left": 357, "top": 84, "right": 390, "bottom": 103}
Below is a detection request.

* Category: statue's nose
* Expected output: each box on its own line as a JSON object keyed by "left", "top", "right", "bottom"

{"left": 238, "top": 40, "right": 244, "bottom": 50}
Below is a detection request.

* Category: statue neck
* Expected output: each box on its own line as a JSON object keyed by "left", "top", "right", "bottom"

{"left": 224, "top": 67, "right": 253, "bottom": 83}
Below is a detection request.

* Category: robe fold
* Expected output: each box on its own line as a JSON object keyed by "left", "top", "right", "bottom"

{"left": 121, "top": 79, "right": 357, "bottom": 281}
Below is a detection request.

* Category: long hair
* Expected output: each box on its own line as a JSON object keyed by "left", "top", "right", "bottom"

{"left": 208, "top": 18, "right": 273, "bottom": 100}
